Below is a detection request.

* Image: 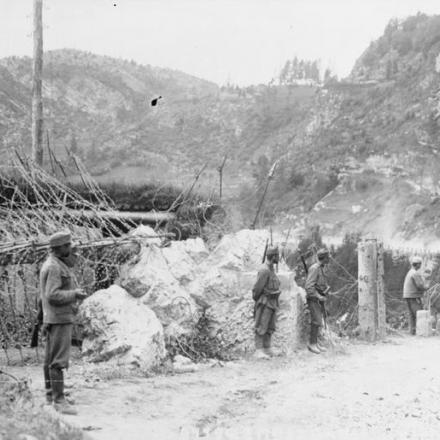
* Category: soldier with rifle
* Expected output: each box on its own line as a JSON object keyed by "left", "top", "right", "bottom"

{"left": 252, "top": 245, "right": 281, "bottom": 359}
{"left": 305, "top": 248, "right": 331, "bottom": 354}
{"left": 40, "top": 231, "right": 87, "bottom": 415}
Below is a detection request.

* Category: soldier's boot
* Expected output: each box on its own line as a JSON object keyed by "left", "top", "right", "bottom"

{"left": 263, "top": 334, "right": 275, "bottom": 357}
{"left": 316, "top": 343, "right": 327, "bottom": 352}
{"left": 316, "top": 334, "right": 327, "bottom": 352}
{"left": 44, "top": 364, "right": 53, "bottom": 404}
{"left": 307, "top": 344, "right": 321, "bottom": 354}
{"left": 409, "top": 312, "right": 417, "bottom": 335}
{"left": 50, "top": 368, "right": 78, "bottom": 415}
{"left": 307, "top": 324, "right": 321, "bottom": 355}
{"left": 254, "top": 334, "right": 270, "bottom": 360}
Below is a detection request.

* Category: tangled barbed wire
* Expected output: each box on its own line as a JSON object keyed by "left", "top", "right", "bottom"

{"left": 0, "top": 150, "right": 155, "bottom": 364}
{"left": 165, "top": 296, "right": 231, "bottom": 362}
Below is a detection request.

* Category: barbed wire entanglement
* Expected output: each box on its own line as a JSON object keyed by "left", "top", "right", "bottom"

{"left": 286, "top": 233, "right": 440, "bottom": 338}
{"left": 0, "top": 150, "right": 169, "bottom": 365}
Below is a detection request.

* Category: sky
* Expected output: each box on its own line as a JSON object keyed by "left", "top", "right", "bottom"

{"left": 1, "top": 0, "right": 440, "bottom": 86}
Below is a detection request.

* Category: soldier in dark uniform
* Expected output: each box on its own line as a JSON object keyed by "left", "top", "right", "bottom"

{"left": 40, "top": 231, "right": 87, "bottom": 415}
{"left": 305, "top": 248, "right": 330, "bottom": 354}
{"left": 252, "top": 246, "right": 281, "bottom": 359}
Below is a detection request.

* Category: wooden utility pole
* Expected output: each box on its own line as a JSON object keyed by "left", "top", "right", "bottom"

{"left": 217, "top": 154, "right": 227, "bottom": 200}
{"left": 32, "top": 0, "right": 44, "bottom": 165}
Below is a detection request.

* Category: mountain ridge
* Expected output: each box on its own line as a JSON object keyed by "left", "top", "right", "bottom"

{"left": 1, "top": 15, "right": 440, "bottom": 246}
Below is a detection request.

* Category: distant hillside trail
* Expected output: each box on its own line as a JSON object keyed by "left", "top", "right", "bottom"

{"left": 9, "top": 336, "right": 440, "bottom": 439}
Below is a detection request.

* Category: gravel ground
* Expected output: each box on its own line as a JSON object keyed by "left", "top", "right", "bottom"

{"left": 5, "top": 335, "right": 440, "bottom": 440}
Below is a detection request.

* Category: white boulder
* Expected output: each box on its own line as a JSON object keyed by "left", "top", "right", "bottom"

{"left": 161, "top": 241, "right": 197, "bottom": 284}
{"left": 172, "top": 354, "right": 200, "bottom": 373}
{"left": 202, "top": 270, "right": 305, "bottom": 356}
{"left": 209, "top": 229, "right": 270, "bottom": 271}
{"left": 119, "top": 243, "right": 197, "bottom": 336}
{"left": 183, "top": 237, "right": 209, "bottom": 263}
{"left": 79, "top": 285, "right": 166, "bottom": 369}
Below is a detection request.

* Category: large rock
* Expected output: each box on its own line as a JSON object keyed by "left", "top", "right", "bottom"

{"left": 208, "top": 229, "right": 270, "bottom": 271}
{"left": 79, "top": 285, "right": 165, "bottom": 369}
{"left": 161, "top": 241, "right": 197, "bottom": 284}
{"left": 119, "top": 242, "right": 198, "bottom": 338}
{"left": 189, "top": 266, "right": 305, "bottom": 357}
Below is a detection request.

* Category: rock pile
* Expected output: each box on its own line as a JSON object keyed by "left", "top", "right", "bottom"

{"left": 79, "top": 227, "right": 305, "bottom": 367}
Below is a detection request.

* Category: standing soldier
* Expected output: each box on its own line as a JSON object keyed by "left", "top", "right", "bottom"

{"left": 40, "top": 231, "right": 87, "bottom": 415}
{"left": 403, "top": 256, "right": 427, "bottom": 335}
{"left": 252, "top": 246, "right": 281, "bottom": 359}
{"left": 305, "top": 248, "right": 330, "bottom": 354}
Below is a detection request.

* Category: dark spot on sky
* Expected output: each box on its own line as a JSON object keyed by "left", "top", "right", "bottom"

{"left": 151, "top": 96, "right": 163, "bottom": 107}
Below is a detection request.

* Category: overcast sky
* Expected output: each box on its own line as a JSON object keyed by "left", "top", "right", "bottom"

{"left": 1, "top": 0, "right": 440, "bottom": 86}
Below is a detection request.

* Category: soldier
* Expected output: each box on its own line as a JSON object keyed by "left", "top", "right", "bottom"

{"left": 305, "top": 248, "right": 330, "bottom": 354}
{"left": 403, "top": 256, "right": 427, "bottom": 335}
{"left": 252, "top": 246, "right": 281, "bottom": 359}
{"left": 40, "top": 231, "right": 87, "bottom": 415}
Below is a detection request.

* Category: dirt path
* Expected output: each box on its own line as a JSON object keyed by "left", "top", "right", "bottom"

{"left": 7, "top": 335, "right": 440, "bottom": 440}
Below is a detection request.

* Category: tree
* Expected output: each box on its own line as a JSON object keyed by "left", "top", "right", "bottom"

{"left": 324, "top": 68, "right": 337, "bottom": 85}
{"left": 277, "top": 57, "right": 323, "bottom": 85}
{"left": 279, "top": 60, "right": 291, "bottom": 85}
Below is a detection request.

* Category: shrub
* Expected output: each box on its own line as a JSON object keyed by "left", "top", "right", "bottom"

{"left": 354, "top": 173, "right": 380, "bottom": 192}
{"left": 288, "top": 169, "right": 305, "bottom": 189}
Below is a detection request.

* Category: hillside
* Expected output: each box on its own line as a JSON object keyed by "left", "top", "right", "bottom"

{"left": 0, "top": 49, "right": 317, "bottom": 195}
{"left": 1, "top": 14, "right": 440, "bottom": 246}
{"left": 299, "top": 13, "right": 440, "bottom": 246}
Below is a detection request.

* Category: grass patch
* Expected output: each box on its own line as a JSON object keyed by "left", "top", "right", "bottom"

{"left": 0, "top": 376, "right": 85, "bottom": 440}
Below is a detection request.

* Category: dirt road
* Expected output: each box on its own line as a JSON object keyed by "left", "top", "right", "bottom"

{"left": 8, "top": 335, "right": 440, "bottom": 440}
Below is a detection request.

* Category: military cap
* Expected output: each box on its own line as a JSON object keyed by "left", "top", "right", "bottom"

{"left": 49, "top": 231, "right": 72, "bottom": 248}
{"left": 266, "top": 246, "right": 279, "bottom": 256}
{"left": 411, "top": 256, "right": 422, "bottom": 265}
{"left": 317, "top": 248, "right": 329, "bottom": 259}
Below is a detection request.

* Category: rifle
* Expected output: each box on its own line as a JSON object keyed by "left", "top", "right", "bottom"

{"left": 301, "top": 255, "right": 308, "bottom": 275}
{"left": 262, "top": 239, "right": 269, "bottom": 264}
{"left": 30, "top": 299, "right": 43, "bottom": 348}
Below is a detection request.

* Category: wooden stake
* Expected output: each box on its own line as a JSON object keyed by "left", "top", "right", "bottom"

{"left": 32, "top": 0, "right": 44, "bottom": 166}
{"left": 46, "top": 130, "right": 56, "bottom": 175}
{"left": 217, "top": 154, "right": 227, "bottom": 200}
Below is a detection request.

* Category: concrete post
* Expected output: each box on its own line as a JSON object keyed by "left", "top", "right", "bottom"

{"left": 377, "top": 242, "right": 386, "bottom": 338}
{"left": 358, "top": 239, "right": 386, "bottom": 341}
